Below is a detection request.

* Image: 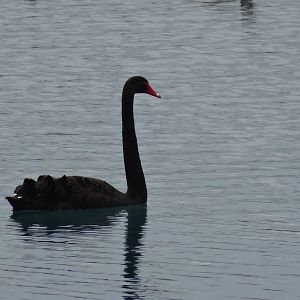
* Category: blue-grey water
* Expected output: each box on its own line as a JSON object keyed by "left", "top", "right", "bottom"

{"left": 0, "top": 0, "right": 300, "bottom": 299}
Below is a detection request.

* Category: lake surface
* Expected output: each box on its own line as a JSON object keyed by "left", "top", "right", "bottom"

{"left": 0, "top": 0, "right": 300, "bottom": 299}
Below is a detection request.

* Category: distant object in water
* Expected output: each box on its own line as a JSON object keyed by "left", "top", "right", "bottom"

{"left": 240, "top": 0, "right": 254, "bottom": 15}
{"left": 6, "top": 76, "right": 161, "bottom": 211}
{"left": 241, "top": 0, "right": 253, "bottom": 8}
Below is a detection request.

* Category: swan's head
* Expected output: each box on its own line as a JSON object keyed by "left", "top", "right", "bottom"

{"left": 126, "top": 76, "right": 161, "bottom": 98}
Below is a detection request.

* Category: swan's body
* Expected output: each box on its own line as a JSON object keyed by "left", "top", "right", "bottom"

{"left": 6, "top": 76, "right": 160, "bottom": 211}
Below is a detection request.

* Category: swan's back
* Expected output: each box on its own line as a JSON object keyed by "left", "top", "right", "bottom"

{"left": 65, "top": 176, "right": 125, "bottom": 208}
{"left": 6, "top": 175, "right": 126, "bottom": 211}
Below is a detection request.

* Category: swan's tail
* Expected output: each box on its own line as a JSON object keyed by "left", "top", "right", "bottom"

{"left": 5, "top": 176, "right": 58, "bottom": 211}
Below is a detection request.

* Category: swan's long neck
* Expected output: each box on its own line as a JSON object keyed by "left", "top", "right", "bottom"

{"left": 122, "top": 87, "right": 147, "bottom": 203}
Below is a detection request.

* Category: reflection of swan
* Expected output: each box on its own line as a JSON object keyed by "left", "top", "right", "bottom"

{"left": 10, "top": 206, "right": 126, "bottom": 234}
{"left": 123, "top": 205, "right": 147, "bottom": 300}
{"left": 11, "top": 205, "right": 147, "bottom": 299}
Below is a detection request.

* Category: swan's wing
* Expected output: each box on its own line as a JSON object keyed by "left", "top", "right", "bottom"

{"left": 64, "top": 176, "right": 126, "bottom": 208}
{"left": 6, "top": 175, "right": 126, "bottom": 210}
{"left": 66, "top": 176, "right": 124, "bottom": 198}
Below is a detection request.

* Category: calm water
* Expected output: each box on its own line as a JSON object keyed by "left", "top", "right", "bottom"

{"left": 1, "top": 0, "right": 300, "bottom": 299}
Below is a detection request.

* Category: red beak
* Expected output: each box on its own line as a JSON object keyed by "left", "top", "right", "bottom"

{"left": 145, "top": 82, "right": 161, "bottom": 98}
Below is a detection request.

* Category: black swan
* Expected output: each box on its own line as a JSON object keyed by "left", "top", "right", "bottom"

{"left": 6, "top": 76, "right": 161, "bottom": 211}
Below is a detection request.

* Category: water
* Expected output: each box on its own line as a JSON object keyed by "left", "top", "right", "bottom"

{"left": 0, "top": 0, "right": 300, "bottom": 299}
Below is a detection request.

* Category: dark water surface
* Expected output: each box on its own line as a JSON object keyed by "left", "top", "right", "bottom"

{"left": 1, "top": 0, "right": 300, "bottom": 299}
